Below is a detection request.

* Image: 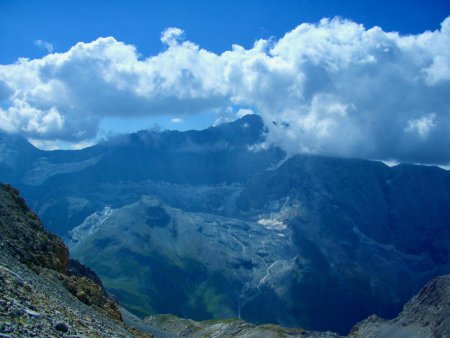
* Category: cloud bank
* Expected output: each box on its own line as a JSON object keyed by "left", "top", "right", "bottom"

{"left": 1, "top": 17, "right": 450, "bottom": 164}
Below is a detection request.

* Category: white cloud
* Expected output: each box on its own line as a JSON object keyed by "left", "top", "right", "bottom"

{"left": 34, "top": 39, "right": 54, "bottom": 53}
{"left": 161, "top": 27, "right": 185, "bottom": 46}
{"left": 236, "top": 108, "right": 254, "bottom": 118}
{"left": 0, "top": 17, "right": 450, "bottom": 164}
{"left": 28, "top": 138, "right": 95, "bottom": 150}
{"left": 171, "top": 117, "right": 184, "bottom": 124}
{"left": 405, "top": 114, "right": 436, "bottom": 139}
{"left": 0, "top": 99, "right": 64, "bottom": 136}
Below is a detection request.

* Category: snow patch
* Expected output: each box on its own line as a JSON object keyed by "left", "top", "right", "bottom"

{"left": 69, "top": 207, "right": 113, "bottom": 249}
{"left": 257, "top": 218, "right": 287, "bottom": 230}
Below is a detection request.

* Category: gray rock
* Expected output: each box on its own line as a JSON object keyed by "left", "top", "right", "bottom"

{"left": 24, "top": 308, "right": 40, "bottom": 318}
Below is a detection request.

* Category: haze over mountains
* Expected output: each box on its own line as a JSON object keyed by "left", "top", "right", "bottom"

{"left": 1, "top": 114, "right": 449, "bottom": 334}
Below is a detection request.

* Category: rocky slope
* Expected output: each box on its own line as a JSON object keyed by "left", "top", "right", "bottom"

{"left": 0, "top": 184, "right": 68, "bottom": 274}
{"left": 0, "top": 183, "right": 152, "bottom": 337}
{"left": 1, "top": 115, "right": 450, "bottom": 334}
{"left": 349, "top": 275, "right": 450, "bottom": 338}
{"left": 0, "top": 251, "right": 138, "bottom": 337}
{"left": 142, "top": 315, "right": 340, "bottom": 338}
{"left": 233, "top": 154, "right": 450, "bottom": 331}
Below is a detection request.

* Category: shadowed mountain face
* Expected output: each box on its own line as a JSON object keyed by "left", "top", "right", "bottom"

{"left": 348, "top": 274, "right": 450, "bottom": 338}
{"left": 1, "top": 115, "right": 449, "bottom": 334}
{"left": 141, "top": 274, "right": 450, "bottom": 338}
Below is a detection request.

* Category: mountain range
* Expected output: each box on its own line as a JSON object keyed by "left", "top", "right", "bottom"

{"left": 1, "top": 114, "right": 449, "bottom": 334}
{"left": 1, "top": 182, "right": 449, "bottom": 337}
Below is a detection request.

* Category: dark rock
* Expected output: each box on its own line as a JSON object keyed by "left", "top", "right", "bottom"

{"left": 54, "top": 322, "right": 69, "bottom": 332}
{"left": 145, "top": 206, "right": 170, "bottom": 228}
{"left": 67, "top": 259, "right": 104, "bottom": 288}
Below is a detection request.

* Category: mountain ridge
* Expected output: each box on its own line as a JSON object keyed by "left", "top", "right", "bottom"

{"left": 1, "top": 115, "right": 449, "bottom": 334}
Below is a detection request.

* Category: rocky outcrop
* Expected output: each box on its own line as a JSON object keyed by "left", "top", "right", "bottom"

{"left": 61, "top": 258, "right": 123, "bottom": 320}
{"left": 67, "top": 258, "right": 104, "bottom": 286}
{"left": 0, "top": 184, "right": 68, "bottom": 273}
{"left": 61, "top": 274, "right": 122, "bottom": 321}
{"left": 0, "top": 183, "right": 154, "bottom": 337}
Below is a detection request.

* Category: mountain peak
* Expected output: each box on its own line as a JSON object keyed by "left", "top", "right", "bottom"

{"left": 0, "top": 130, "right": 38, "bottom": 152}
{"left": 214, "top": 113, "right": 264, "bottom": 131}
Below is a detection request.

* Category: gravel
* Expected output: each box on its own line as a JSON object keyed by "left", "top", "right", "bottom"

{"left": 0, "top": 251, "right": 136, "bottom": 337}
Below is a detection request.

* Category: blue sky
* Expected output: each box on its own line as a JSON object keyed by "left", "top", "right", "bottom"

{"left": 1, "top": 0, "right": 449, "bottom": 63}
{"left": 0, "top": 0, "right": 450, "bottom": 166}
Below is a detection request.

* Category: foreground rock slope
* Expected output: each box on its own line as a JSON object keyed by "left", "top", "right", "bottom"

{"left": 0, "top": 183, "right": 152, "bottom": 337}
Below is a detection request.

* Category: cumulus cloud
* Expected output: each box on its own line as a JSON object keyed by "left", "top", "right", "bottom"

{"left": 161, "top": 27, "right": 186, "bottom": 46}
{"left": 0, "top": 17, "right": 450, "bottom": 164}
